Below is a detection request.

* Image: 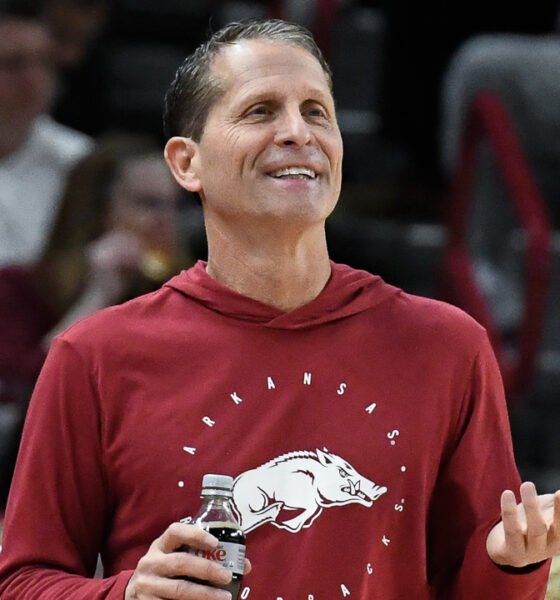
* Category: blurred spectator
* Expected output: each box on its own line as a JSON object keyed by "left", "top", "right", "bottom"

{"left": 0, "top": 132, "right": 191, "bottom": 510}
{"left": 0, "top": 0, "right": 93, "bottom": 267}
{"left": 43, "top": 0, "right": 109, "bottom": 69}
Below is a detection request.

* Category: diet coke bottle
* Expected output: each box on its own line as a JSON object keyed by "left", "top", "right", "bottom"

{"left": 184, "top": 474, "right": 246, "bottom": 598}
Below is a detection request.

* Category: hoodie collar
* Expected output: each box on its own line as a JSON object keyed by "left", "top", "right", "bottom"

{"left": 165, "top": 260, "right": 400, "bottom": 330}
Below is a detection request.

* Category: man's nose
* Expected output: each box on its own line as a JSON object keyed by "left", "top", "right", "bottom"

{"left": 273, "top": 109, "right": 312, "bottom": 147}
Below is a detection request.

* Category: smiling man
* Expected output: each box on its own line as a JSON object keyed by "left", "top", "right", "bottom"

{"left": 164, "top": 30, "right": 343, "bottom": 313}
{"left": 0, "top": 18, "right": 558, "bottom": 600}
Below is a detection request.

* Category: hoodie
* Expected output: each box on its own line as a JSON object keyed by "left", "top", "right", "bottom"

{"left": 0, "top": 261, "right": 550, "bottom": 599}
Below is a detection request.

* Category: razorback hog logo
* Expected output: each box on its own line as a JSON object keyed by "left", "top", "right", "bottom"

{"left": 232, "top": 448, "right": 387, "bottom": 534}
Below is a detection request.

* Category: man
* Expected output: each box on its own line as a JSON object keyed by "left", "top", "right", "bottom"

{"left": 0, "top": 17, "right": 558, "bottom": 600}
{"left": 0, "top": 0, "right": 92, "bottom": 266}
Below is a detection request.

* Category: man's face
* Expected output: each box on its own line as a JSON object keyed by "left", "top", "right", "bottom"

{"left": 0, "top": 19, "right": 55, "bottom": 132}
{"left": 188, "top": 39, "right": 343, "bottom": 229}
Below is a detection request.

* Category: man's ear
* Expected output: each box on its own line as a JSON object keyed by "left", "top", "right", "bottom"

{"left": 164, "top": 136, "right": 202, "bottom": 193}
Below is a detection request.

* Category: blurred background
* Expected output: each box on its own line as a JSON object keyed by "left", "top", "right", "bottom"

{"left": 1, "top": 0, "right": 560, "bottom": 592}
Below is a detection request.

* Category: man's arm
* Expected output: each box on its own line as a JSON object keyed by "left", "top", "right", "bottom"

{"left": 427, "top": 333, "right": 551, "bottom": 599}
{"left": 0, "top": 338, "right": 132, "bottom": 599}
{"left": 0, "top": 337, "right": 248, "bottom": 599}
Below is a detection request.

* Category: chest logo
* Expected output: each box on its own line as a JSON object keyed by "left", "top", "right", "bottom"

{"left": 232, "top": 448, "right": 387, "bottom": 534}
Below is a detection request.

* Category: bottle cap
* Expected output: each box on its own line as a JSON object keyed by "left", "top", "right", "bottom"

{"left": 201, "top": 474, "right": 234, "bottom": 497}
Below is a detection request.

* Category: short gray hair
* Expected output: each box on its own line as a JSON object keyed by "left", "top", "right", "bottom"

{"left": 163, "top": 18, "right": 333, "bottom": 141}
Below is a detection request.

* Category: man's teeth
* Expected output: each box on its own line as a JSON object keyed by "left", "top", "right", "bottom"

{"left": 270, "top": 167, "right": 316, "bottom": 179}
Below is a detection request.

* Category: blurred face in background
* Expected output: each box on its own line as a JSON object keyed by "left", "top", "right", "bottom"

{"left": 108, "top": 154, "right": 182, "bottom": 256}
{"left": 45, "top": 0, "right": 109, "bottom": 69}
{"left": 0, "top": 18, "right": 56, "bottom": 143}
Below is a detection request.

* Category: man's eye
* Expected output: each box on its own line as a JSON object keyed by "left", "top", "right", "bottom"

{"left": 306, "top": 107, "right": 328, "bottom": 119}
{"left": 248, "top": 105, "right": 270, "bottom": 116}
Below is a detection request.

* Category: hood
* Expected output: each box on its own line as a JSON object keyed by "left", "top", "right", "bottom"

{"left": 164, "top": 260, "right": 400, "bottom": 330}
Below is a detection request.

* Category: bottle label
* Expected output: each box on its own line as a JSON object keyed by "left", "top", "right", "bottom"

{"left": 188, "top": 541, "right": 246, "bottom": 575}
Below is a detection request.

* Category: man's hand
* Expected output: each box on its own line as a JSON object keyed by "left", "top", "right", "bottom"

{"left": 125, "top": 522, "right": 251, "bottom": 599}
{"left": 486, "top": 481, "right": 560, "bottom": 568}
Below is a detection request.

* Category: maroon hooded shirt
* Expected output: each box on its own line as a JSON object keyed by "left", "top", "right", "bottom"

{"left": 0, "top": 261, "right": 550, "bottom": 599}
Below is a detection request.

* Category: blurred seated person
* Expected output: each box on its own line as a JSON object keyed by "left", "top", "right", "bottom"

{"left": 43, "top": 0, "right": 109, "bottom": 69}
{"left": 0, "top": 0, "right": 93, "bottom": 267}
{"left": 0, "top": 132, "right": 191, "bottom": 509}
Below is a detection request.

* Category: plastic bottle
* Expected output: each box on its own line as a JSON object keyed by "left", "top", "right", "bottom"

{"left": 185, "top": 474, "right": 246, "bottom": 598}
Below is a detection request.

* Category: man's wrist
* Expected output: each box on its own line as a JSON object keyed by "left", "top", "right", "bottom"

{"left": 494, "top": 560, "right": 548, "bottom": 574}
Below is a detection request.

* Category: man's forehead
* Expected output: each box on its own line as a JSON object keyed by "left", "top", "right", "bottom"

{"left": 211, "top": 38, "right": 327, "bottom": 84}
{"left": 206, "top": 39, "right": 332, "bottom": 112}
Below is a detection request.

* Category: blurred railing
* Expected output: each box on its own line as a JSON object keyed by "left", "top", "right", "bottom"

{"left": 443, "top": 92, "right": 552, "bottom": 397}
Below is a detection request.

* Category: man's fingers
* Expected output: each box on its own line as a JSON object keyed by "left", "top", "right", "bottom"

{"left": 554, "top": 491, "right": 560, "bottom": 525}
{"left": 170, "top": 578, "right": 233, "bottom": 600}
{"left": 500, "top": 489, "right": 526, "bottom": 558}
{"left": 521, "top": 481, "right": 548, "bottom": 558}
{"left": 550, "top": 491, "right": 560, "bottom": 549}
{"left": 158, "top": 550, "right": 233, "bottom": 585}
{"left": 157, "top": 522, "right": 219, "bottom": 554}
{"left": 133, "top": 573, "right": 232, "bottom": 600}
{"left": 244, "top": 558, "right": 252, "bottom": 575}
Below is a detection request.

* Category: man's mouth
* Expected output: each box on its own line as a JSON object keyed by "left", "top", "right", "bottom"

{"left": 268, "top": 166, "right": 317, "bottom": 180}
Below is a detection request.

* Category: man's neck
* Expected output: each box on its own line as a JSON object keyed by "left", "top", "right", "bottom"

{"left": 205, "top": 220, "right": 332, "bottom": 312}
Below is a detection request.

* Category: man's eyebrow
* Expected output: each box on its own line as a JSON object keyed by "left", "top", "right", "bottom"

{"left": 233, "top": 90, "right": 275, "bottom": 108}
{"left": 300, "top": 88, "right": 334, "bottom": 104}
{"left": 235, "top": 86, "right": 334, "bottom": 108}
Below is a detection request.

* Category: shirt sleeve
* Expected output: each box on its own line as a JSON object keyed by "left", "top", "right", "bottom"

{"left": 0, "top": 337, "right": 133, "bottom": 599}
{"left": 427, "top": 332, "right": 551, "bottom": 598}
